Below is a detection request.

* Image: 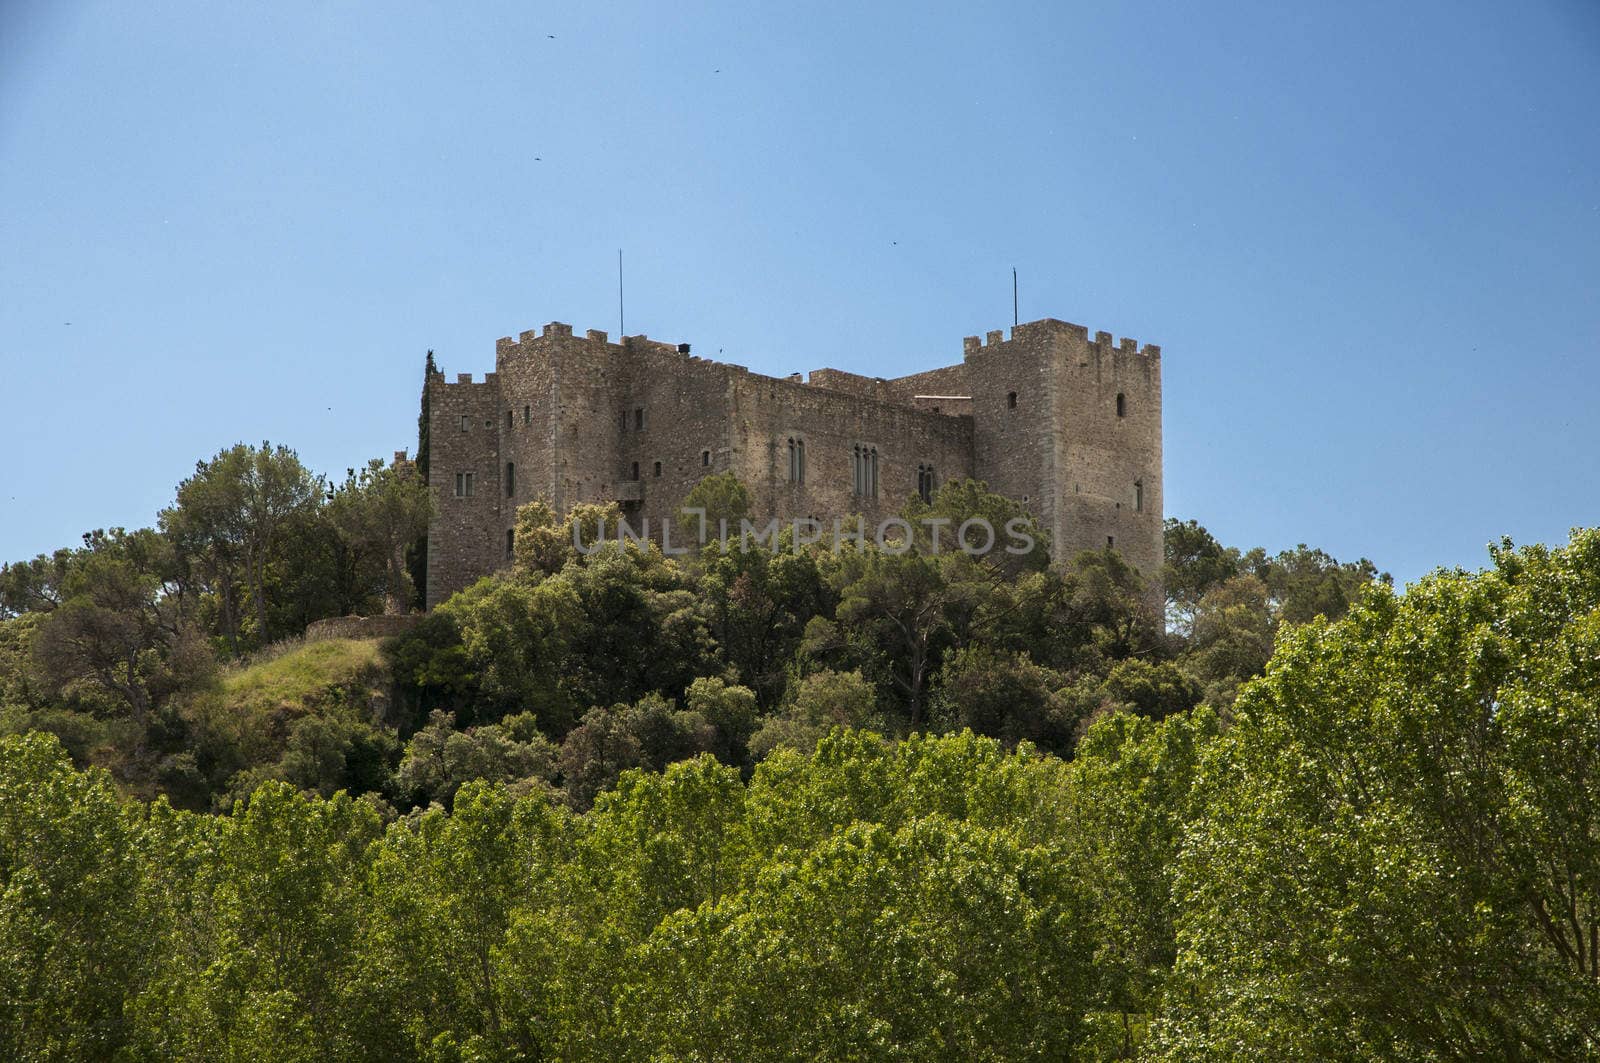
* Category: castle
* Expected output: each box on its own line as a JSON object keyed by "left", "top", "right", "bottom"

{"left": 421, "top": 316, "right": 1163, "bottom": 609}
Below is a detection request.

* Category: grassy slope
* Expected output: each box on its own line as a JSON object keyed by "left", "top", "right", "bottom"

{"left": 222, "top": 637, "right": 389, "bottom": 719}
{"left": 184, "top": 638, "right": 394, "bottom": 790}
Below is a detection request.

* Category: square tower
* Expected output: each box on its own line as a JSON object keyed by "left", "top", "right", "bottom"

{"left": 964, "top": 320, "right": 1163, "bottom": 590}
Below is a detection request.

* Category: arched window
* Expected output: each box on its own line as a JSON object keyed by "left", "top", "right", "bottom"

{"left": 1007, "top": 391, "right": 1017, "bottom": 409}
{"left": 1116, "top": 393, "right": 1126, "bottom": 417}
{"left": 505, "top": 462, "right": 515, "bottom": 497}
{"left": 787, "top": 438, "right": 797, "bottom": 482}
{"left": 918, "top": 465, "right": 935, "bottom": 504}
{"left": 702, "top": 450, "right": 711, "bottom": 467}
{"left": 630, "top": 461, "right": 640, "bottom": 480}
{"left": 797, "top": 439, "right": 805, "bottom": 484}
{"left": 653, "top": 460, "right": 662, "bottom": 478}
{"left": 1135, "top": 480, "right": 1143, "bottom": 513}
{"left": 850, "top": 445, "right": 879, "bottom": 498}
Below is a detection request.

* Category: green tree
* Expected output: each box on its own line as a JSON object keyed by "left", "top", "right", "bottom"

{"left": 513, "top": 499, "right": 626, "bottom": 576}
{"left": 683, "top": 675, "right": 758, "bottom": 768}
{"left": 409, "top": 351, "right": 436, "bottom": 609}
{"left": 804, "top": 548, "right": 975, "bottom": 731}
{"left": 1162, "top": 518, "right": 1239, "bottom": 633}
{"left": 0, "top": 733, "right": 149, "bottom": 1061}
{"left": 554, "top": 549, "right": 717, "bottom": 712}
{"left": 137, "top": 783, "right": 383, "bottom": 1059}
{"left": 747, "top": 667, "right": 881, "bottom": 759}
{"left": 1153, "top": 530, "right": 1600, "bottom": 1059}
{"left": 161, "top": 442, "right": 322, "bottom": 650}
{"left": 0, "top": 548, "right": 73, "bottom": 618}
{"left": 393, "top": 709, "right": 558, "bottom": 808}
{"left": 1183, "top": 572, "right": 1274, "bottom": 708}
{"left": 326, "top": 456, "right": 434, "bottom": 615}
{"left": 32, "top": 550, "right": 213, "bottom": 730}
{"left": 363, "top": 779, "right": 568, "bottom": 1058}
{"left": 1243, "top": 541, "right": 1388, "bottom": 626}
{"left": 626, "top": 814, "right": 1095, "bottom": 1060}
{"left": 435, "top": 569, "right": 581, "bottom": 731}
{"left": 902, "top": 476, "right": 1052, "bottom": 576}
{"left": 931, "top": 644, "right": 1076, "bottom": 752}
{"left": 677, "top": 471, "right": 753, "bottom": 545}
{"left": 557, "top": 695, "right": 714, "bottom": 811}
{"left": 1064, "top": 708, "right": 1219, "bottom": 1055}
{"left": 695, "top": 535, "right": 833, "bottom": 708}
{"left": 1099, "top": 657, "right": 1201, "bottom": 722}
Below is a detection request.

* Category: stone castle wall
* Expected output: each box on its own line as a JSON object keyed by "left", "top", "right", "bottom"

{"left": 423, "top": 316, "right": 1164, "bottom": 609}
{"left": 305, "top": 614, "right": 421, "bottom": 642}
{"left": 425, "top": 372, "right": 504, "bottom": 602}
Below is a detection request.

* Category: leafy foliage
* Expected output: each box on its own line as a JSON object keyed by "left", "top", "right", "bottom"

{"left": 1153, "top": 530, "right": 1600, "bottom": 1059}
{"left": 1, "top": 527, "right": 1595, "bottom": 1059}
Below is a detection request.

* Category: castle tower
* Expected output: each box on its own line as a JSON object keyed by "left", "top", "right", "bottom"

{"left": 422, "top": 366, "right": 504, "bottom": 604}
{"left": 963, "top": 320, "right": 1163, "bottom": 592}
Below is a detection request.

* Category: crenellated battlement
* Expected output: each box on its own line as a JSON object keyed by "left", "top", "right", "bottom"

{"left": 963, "top": 318, "right": 1161, "bottom": 360}
{"left": 435, "top": 370, "right": 498, "bottom": 386}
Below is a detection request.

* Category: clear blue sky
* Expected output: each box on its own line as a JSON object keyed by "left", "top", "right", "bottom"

{"left": 3, "top": 0, "right": 1597, "bottom": 586}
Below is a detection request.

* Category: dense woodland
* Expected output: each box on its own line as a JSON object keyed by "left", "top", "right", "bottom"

{"left": 4, "top": 439, "right": 1598, "bottom": 1059}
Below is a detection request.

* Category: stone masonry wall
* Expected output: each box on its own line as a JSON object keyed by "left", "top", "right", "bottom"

{"left": 423, "top": 316, "right": 1163, "bottom": 609}
{"left": 305, "top": 614, "right": 421, "bottom": 642}
{"left": 1054, "top": 327, "right": 1163, "bottom": 584}
{"left": 729, "top": 372, "right": 974, "bottom": 532}
{"left": 966, "top": 319, "right": 1162, "bottom": 600}
{"left": 425, "top": 370, "right": 503, "bottom": 605}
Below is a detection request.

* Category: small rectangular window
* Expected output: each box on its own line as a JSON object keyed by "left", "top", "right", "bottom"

{"left": 635, "top": 408, "right": 645, "bottom": 430}
{"left": 523, "top": 405, "right": 531, "bottom": 425}
{"left": 506, "top": 410, "right": 513, "bottom": 429}
{"left": 460, "top": 415, "right": 469, "bottom": 432}
{"left": 1107, "top": 535, "right": 1115, "bottom": 549}
{"left": 653, "top": 461, "right": 662, "bottom": 478}
{"left": 702, "top": 450, "right": 711, "bottom": 466}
